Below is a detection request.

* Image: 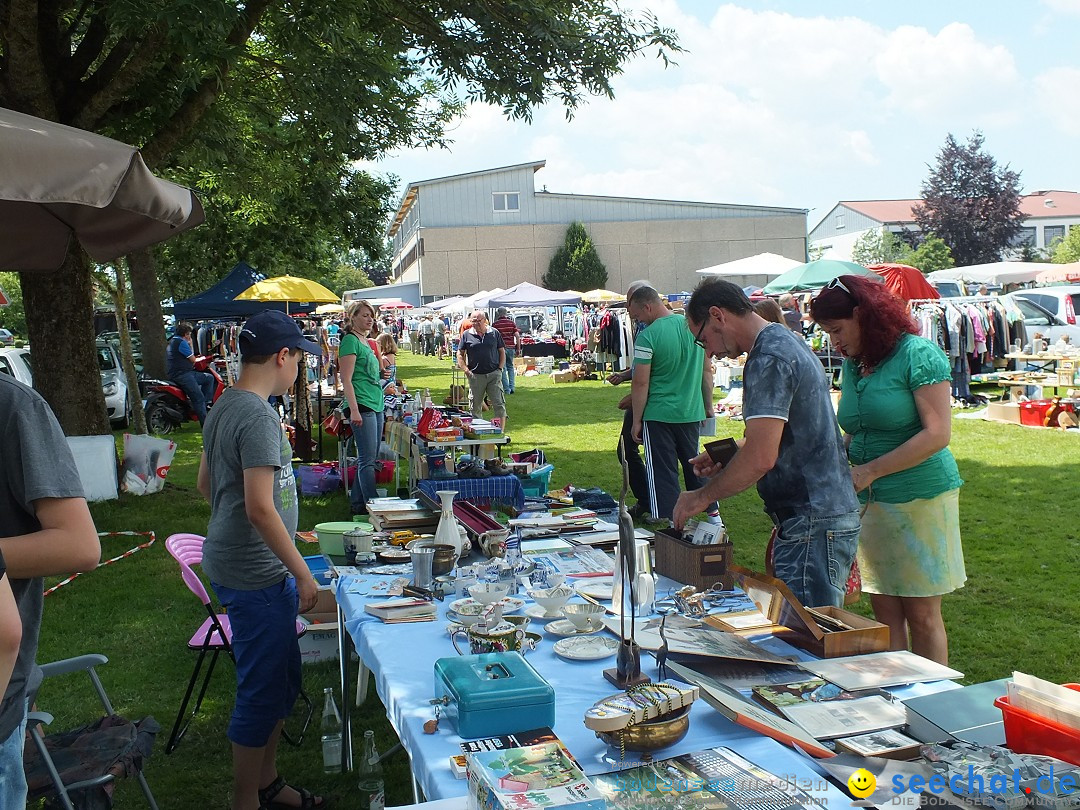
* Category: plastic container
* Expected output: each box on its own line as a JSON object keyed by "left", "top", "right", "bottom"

{"left": 314, "top": 521, "right": 366, "bottom": 557}
{"left": 519, "top": 463, "right": 554, "bottom": 498}
{"left": 1019, "top": 400, "right": 1055, "bottom": 427}
{"left": 995, "top": 683, "right": 1080, "bottom": 765}
{"left": 374, "top": 460, "right": 396, "bottom": 485}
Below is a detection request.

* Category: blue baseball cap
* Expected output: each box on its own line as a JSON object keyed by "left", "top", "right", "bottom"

{"left": 239, "top": 310, "right": 321, "bottom": 357}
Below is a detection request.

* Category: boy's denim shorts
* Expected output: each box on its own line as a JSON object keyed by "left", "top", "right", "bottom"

{"left": 212, "top": 577, "right": 301, "bottom": 748}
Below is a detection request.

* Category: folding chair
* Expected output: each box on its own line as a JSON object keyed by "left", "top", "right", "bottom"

{"left": 24, "top": 653, "right": 160, "bottom": 810}
{"left": 164, "top": 533, "right": 313, "bottom": 754}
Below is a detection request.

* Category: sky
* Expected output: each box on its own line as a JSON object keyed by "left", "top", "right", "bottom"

{"left": 361, "top": 1, "right": 1080, "bottom": 233}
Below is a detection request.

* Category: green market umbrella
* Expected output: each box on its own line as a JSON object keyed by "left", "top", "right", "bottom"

{"left": 761, "top": 259, "right": 881, "bottom": 294}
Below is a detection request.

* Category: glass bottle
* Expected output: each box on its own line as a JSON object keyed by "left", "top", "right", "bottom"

{"left": 320, "top": 687, "right": 342, "bottom": 773}
{"left": 357, "top": 729, "right": 385, "bottom": 810}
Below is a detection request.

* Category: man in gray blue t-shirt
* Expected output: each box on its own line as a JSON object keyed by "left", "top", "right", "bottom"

{"left": 674, "top": 278, "right": 860, "bottom": 608}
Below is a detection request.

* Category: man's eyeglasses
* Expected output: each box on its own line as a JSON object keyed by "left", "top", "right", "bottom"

{"left": 693, "top": 319, "right": 708, "bottom": 349}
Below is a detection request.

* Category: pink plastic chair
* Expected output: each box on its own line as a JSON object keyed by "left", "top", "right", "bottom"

{"left": 164, "top": 533, "right": 312, "bottom": 753}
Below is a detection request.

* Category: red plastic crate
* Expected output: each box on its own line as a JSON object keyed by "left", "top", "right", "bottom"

{"left": 374, "top": 460, "right": 396, "bottom": 484}
{"left": 995, "top": 683, "right": 1080, "bottom": 765}
{"left": 1019, "top": 400, "right": 1055, "bottom": 426}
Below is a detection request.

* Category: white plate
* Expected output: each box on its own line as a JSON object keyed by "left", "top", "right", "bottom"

{"left": 448, "top": 596, "right": 525, "bottom": 616}
{"left": 553, "top": 635, "right": 620, "bottom": 661}
{"left": 575, "top": 578, "right": 614, "bottom": 600}
{"left": 545, "top": 617, "right": 605, "bottom": 637}
{"left": 523, "top": 604, "right": 565, "bottom": 621}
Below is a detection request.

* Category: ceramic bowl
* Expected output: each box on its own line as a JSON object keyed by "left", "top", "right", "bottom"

{"left": 468, "top": 582, "right": 510, "bottom": 605}
{"left": 561, "top": 602, "right": 606, "bottom": 630}
{"left": 526, "top": 586, "right": 574, "bottom": 617}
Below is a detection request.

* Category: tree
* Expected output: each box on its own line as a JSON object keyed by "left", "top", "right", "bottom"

{"left": 0, "top": 273, "right": 26, "bottom": 339}
{"left": 1, "top": 1, "right": 680, "bottom": 434}
{"left": 912, "top": 131, "right": 1025, "bottom": 268}
{"left": 1050, "top": 227, "right": 1080, "bottom": 264}
{"left": 543, "top": 223, "right": 608, "bottom": 291}
{"left": 851, "top": 229, "right": 913, "bottom": 266}
{"left": 904, "top": 234, "right": 955, "bottom": 274}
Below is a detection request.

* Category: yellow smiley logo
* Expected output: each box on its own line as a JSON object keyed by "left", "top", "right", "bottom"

{"left": 848, "top": 768, "right": 877, "bottom": 799}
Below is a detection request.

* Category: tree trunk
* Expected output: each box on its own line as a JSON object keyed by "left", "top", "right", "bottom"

{"left": 21, "top": 249, "right": 109, "bottom": 435}
{"left": 292, "top": 361, "right": 312, "bottom": 462}
{"left": 113, "top": 263, "right": 148, "bottom": 434}
{"left": 128, "top": 247, "right": 167, "bottom": 380}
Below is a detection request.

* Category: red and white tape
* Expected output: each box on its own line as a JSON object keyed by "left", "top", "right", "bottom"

{"left": 44, "top": 531, "right": 157, "bottom": 597}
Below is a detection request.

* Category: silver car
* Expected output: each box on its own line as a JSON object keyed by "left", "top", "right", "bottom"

{"left": 0, "top": 343, "right": 129, "bottom": 427}
{"left": 1004, "top": 293, "right": 1080, "bottom": 345}
{"left": 96, "top": 339, "right": 131, "bottom": 427}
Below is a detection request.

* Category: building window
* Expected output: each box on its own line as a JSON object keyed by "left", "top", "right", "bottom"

{"left": 834, "top": 214, "right": 845, "bottom": 230}
{"left": 1044, "top": 225, "right": 1066, "bottom": 247}
{"left": 1009, "top": 226, "right": 1036, "bottom": 247}
{"left": 493, "top": 192, "right": 520, "bottom": 212}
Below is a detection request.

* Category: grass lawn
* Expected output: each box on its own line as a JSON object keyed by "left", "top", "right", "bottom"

{"left": 37, "top": 348, "right": 1080, "bottom": 807}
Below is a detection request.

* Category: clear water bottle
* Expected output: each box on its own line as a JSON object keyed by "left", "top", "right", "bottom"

{"left": 320, "top": 687, "right": 342, "bottom": 773}
{"left": 358, "top": 729, "right": 385, "bottom": 810}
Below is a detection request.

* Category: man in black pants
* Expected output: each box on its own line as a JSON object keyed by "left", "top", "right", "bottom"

{"left": 608, "top": 368, "right": 650, "bottom": 519}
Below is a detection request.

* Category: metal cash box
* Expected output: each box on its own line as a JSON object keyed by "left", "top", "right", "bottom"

{"left": 433, "top": 652, "right": 555, "bottom": 739}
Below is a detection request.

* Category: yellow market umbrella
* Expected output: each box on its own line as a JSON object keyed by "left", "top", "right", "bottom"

{"left": 581, "top": 288, "right": 625, "bottom": 303}
{"left": 235, "top": 275, "right": 339, "bottom": 305}
{"left": 315, "top": 302, "right": 344, "bottom": 315}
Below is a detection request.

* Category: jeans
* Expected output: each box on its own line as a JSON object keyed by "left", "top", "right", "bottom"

{"left": 171, "top": 369, "right": 215, "bottom": 424}
{"left": 211, "top": 578, "right": 301, "bottom": 748}
{"left": 349, "top": 413, "right": 379, "bottom": 514}
{"left": 770, "top": 509, "right": 861, "bottom": 608}
{"left": 0, "top": 709, "right": 28, "bottom": 807}
{"left": 502, "top": 349, "right": 516, "bottom": 392}
{"left": 466, "top": 370, "right": 506, "bottom": 422}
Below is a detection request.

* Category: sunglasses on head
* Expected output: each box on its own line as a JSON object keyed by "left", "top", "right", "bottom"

{"left": 826, "top": 277, "right": 853, "bottom": 296}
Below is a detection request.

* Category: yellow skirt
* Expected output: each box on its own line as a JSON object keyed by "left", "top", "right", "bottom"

{"left": 858, "top": 488, "right": 966, "bottom": 597}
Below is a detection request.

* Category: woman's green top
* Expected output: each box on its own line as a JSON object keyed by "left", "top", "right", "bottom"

{"left": 338, "top": 332, "right": 383, "bottom": 412}
{"left": 837, "top": 333, "right": 962, "bottom": 504}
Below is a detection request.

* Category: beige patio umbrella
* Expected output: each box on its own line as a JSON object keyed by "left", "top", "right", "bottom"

{"left": 315, "top": 302, "right": 345, "bottom": 315}
{"left": 581, "top": 288, "right": 625, "bottom": 303}
{"left": 0, "top": 106, "right": 205, "bottom": 271}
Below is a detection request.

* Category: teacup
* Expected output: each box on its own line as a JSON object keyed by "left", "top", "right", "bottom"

{"left": 527, "top": 586, "right": 574, "bottom": 617}
{"left": 451, "top": 621, "right": 525, "bottom": 655}
{"left": 561, "top": 602, "right": 605, "bottom": 631}
{"left": 469, "top": 582, "right": 510, "bottom": 605}
{"left": 501, "top": 615, "right": 532, "bottom": 633}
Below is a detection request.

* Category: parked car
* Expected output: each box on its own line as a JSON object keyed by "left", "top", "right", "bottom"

{"left": 1003, "top": 293, "right": 1080, "bottom": 345}
{"left": 0, "top": 328, "right": 14, "bottom": 346}
{"left": 0, "top": 342, "right": 130, "bottom": 427}
{"left": 1015, "top": 285, "right": 1080, "bottom": 326}
{"left": 0, "top": 347, "right": 33, "bottom": 386}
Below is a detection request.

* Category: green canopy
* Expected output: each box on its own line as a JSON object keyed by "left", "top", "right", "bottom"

{"left": 761, "top": 259, "right": 881, "bottom": 294}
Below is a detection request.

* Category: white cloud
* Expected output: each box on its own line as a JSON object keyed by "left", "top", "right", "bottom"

{"left": 1040, "top": 0, "right": 1080, "bottom": 12}
{"left": 1034, "top": 67, "right": 1080, "bottom": 135}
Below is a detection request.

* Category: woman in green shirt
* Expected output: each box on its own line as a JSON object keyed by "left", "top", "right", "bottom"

{"left": 811, "top": 275, "right": 965, "bottom": 665}
{"left": 339, "top": 300, "right": 384, "bottom": 514}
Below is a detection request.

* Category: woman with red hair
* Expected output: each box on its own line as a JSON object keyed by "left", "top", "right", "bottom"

{"left": 810, "top": 275, "right": 964, "bottom": 665}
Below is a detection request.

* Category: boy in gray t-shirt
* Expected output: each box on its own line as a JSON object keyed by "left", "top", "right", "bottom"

{"left": 196, "top": 309, "right": 325, "bottom": 810}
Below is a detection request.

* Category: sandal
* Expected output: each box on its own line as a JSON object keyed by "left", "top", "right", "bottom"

{"left": 258, "top": 775, "right": 327, "bottom": 810}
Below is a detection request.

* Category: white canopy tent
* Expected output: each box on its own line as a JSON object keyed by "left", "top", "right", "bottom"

{"left": 696, "top": 252, "right": 804, "bottom": 277}
{"left": 428, "top": 295, "right": 467, "bottom": 312}
{"left": 928, "top": 262, "right": 1047, "bottom": 287}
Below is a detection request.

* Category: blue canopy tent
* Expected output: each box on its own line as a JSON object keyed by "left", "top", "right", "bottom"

{"left": 172, "top": 261, "right": 319, "bottom": 321}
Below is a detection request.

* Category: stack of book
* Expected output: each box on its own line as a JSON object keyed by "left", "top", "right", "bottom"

{"left": 365, "top": 497, "right": 439, "bottom": 532}
{"left": 363, "top": 597, "right": 436, "bottom": 624}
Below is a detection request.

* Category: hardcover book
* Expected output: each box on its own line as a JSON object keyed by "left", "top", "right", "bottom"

{"left": 362, "top": 597, "right": 436, "bottom": 623}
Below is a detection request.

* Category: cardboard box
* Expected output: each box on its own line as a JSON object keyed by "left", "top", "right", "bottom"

{"left": 298, "top": 589, "right": 340, "bottom": 664}
{"left": 986, "top": 401, "right": 1022, "bottom": 424}
{"left": 550, "top": 369, "right": 576, "bottom": 383}
{"left": 710, "top": 566, "right": 890, "bottom": 658}
{"left": 903, "top": 679, "right": 1009, "bottom": 745}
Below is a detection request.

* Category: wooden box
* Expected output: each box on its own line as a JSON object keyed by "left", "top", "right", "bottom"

{"left": 1059, "top": 359, "right": 1077, "bottom": 387}
{"left": 712, "top": 566, "right": 889, "bottom": 658}
{"left": 653, "top": 528, "right": 733, "bottom": 591}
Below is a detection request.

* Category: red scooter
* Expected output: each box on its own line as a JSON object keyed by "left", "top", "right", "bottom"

{"left": 144, "top": 356, "right": 226, "bottom": 434}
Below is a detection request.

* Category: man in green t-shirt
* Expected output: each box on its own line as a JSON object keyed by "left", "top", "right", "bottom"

{"left": 628, "top": 283, "right": 714, "bottom": 522}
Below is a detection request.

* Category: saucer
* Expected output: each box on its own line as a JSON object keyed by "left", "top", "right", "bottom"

{"left": 448, "top": 596, "right": 525, "bottom": 616}
{"left": 553, "top": 635, "right": 619, "bottom": 661}
{"left": 524, "top": 604, "right": 565, "bottom": 621}
{"left": 545, "top": 617, "right": 605, "bottom": 637}
{"left": 575, "top": 578, "right": 614, "bottom": 600}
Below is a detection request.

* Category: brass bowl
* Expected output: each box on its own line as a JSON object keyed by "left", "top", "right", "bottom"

{"left": 597, "top": 705, "right": 691, "bottom": 752}
{"left": 430, "top": 544, "right": 458, "bottom": 577}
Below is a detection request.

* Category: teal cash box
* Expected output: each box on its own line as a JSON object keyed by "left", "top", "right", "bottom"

{"left": 434, "top": 652, "right": 555, "bottom": 739}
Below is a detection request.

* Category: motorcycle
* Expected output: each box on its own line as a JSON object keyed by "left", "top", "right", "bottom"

{"left": 143, "top": 356, "right": 226, "bottom": 434}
